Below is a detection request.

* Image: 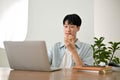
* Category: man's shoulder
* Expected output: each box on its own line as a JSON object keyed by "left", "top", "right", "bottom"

{"left": 80, "top": 42, "right": 91, "bottom": 46}
{"left": 76, "top": 40, "right": 92, "bottom": 48}
{"left": 53, "top": 42, "right": 64, "bottom": 47}
{"left": 51, "top": 42, "right": 64, "bottom": 48}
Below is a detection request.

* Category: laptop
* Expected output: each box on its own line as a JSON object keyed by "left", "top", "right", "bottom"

{"left": 4, "top": 41, "right": 61, "bottom": 71}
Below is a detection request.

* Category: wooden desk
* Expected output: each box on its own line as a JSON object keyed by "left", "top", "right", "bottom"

{"left": 0, "top": 68, "right": 120, "bottom": 80}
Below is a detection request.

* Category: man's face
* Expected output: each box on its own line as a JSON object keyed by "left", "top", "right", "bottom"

{"left": 63, "top": 21, "right": 80, "bottom": 37}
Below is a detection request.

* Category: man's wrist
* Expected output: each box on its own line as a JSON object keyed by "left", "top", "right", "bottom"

{"left": 70, "top": 48, "right": 77, "bottom": 54}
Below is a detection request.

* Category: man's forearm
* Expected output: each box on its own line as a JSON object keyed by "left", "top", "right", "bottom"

{"left": 71, "top": 49, "right": 83, "bottom": 66}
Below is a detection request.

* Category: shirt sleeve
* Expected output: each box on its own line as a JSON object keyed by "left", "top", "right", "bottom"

{"left": 82, "top": 45, "right": 94, "bottom": 66}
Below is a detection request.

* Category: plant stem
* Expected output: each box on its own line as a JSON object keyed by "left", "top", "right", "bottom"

{"left": 109, "top": 51, "right": 115, "bottom": 63}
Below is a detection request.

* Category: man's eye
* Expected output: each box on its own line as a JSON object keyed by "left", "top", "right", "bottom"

{"left": 70, "top": 26, "right": 74, "bottom": 28}
{"left": 64, "top": 26, "right": 67, "bottom": 28}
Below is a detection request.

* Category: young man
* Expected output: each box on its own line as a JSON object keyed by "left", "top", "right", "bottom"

{"left": 48, "top": 14, "right": 93, "bottom": 68}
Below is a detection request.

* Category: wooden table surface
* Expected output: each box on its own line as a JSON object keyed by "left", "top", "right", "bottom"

{"left": 0, "top": 67, "right": 120, "bottom": 80}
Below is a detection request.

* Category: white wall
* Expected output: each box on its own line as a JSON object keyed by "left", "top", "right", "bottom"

{"left": 94, "top": 0, "right": 120, "bottom": 58}
{"left": 0, "top": 0, "right": 17, "bottom": 67}
{"left": 0, "top": 0, "right": 28, "bottom": 67}
{"left": 26, "top": 0, "right": 94, "bottom": 48}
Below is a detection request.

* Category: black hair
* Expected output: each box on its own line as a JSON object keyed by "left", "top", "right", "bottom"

{"left": 63, "top": 14, "right": 82, "bottom": 27}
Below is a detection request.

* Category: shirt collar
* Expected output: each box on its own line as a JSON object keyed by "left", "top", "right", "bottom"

{"left": 60, "top": 39, "right": 81, "bottom": 49}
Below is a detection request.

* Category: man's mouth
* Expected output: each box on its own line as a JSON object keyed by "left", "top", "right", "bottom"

{"left": 66, "top": 33, "right": 71, "bottom": 35}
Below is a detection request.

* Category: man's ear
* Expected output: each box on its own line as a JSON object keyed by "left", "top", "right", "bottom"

{"left": 77, "top": 26, "right": 80, "bottom": 31}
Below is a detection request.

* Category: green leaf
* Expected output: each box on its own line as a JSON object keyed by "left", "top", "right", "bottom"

{"left": 92, "top": 37, "right": 120, "bottom": 66}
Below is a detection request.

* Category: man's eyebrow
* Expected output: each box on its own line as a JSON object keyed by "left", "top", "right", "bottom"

{"left": 68, "top": 24, "right": 76, "bottom": 26}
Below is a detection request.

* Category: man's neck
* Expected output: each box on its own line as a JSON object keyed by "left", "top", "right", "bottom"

{"left": 72, "top": 37, "right": 77, "bottom": 43}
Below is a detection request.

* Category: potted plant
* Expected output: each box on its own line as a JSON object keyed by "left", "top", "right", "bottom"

{"left": 91, "top": 37, "right": 120, "bottom": 66}
{"left": 108, "top": 41, "right": 120, "bottom": 66}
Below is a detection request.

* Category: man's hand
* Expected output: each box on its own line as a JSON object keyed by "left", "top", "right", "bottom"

{"left": 64, "top": 35, "right": 83, "bottom": 66}
{"left": 64, "top": 35, "right": 76, "bottom": 53}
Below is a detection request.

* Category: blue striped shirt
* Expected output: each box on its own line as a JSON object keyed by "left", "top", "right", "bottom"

{"left": 48, "top": 39, "right": 94, "bottom": 67}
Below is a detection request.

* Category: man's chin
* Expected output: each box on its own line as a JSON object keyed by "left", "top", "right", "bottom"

{"left": 65, "top": 34, "right": 72, "bottom": 37}
{"left": 65, "top": 35, "right": 69, "bottom": 37}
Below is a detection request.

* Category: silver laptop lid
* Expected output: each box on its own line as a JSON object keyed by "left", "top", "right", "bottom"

{"left": 4, "top": 41, "right": 51, "bottom": 71}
